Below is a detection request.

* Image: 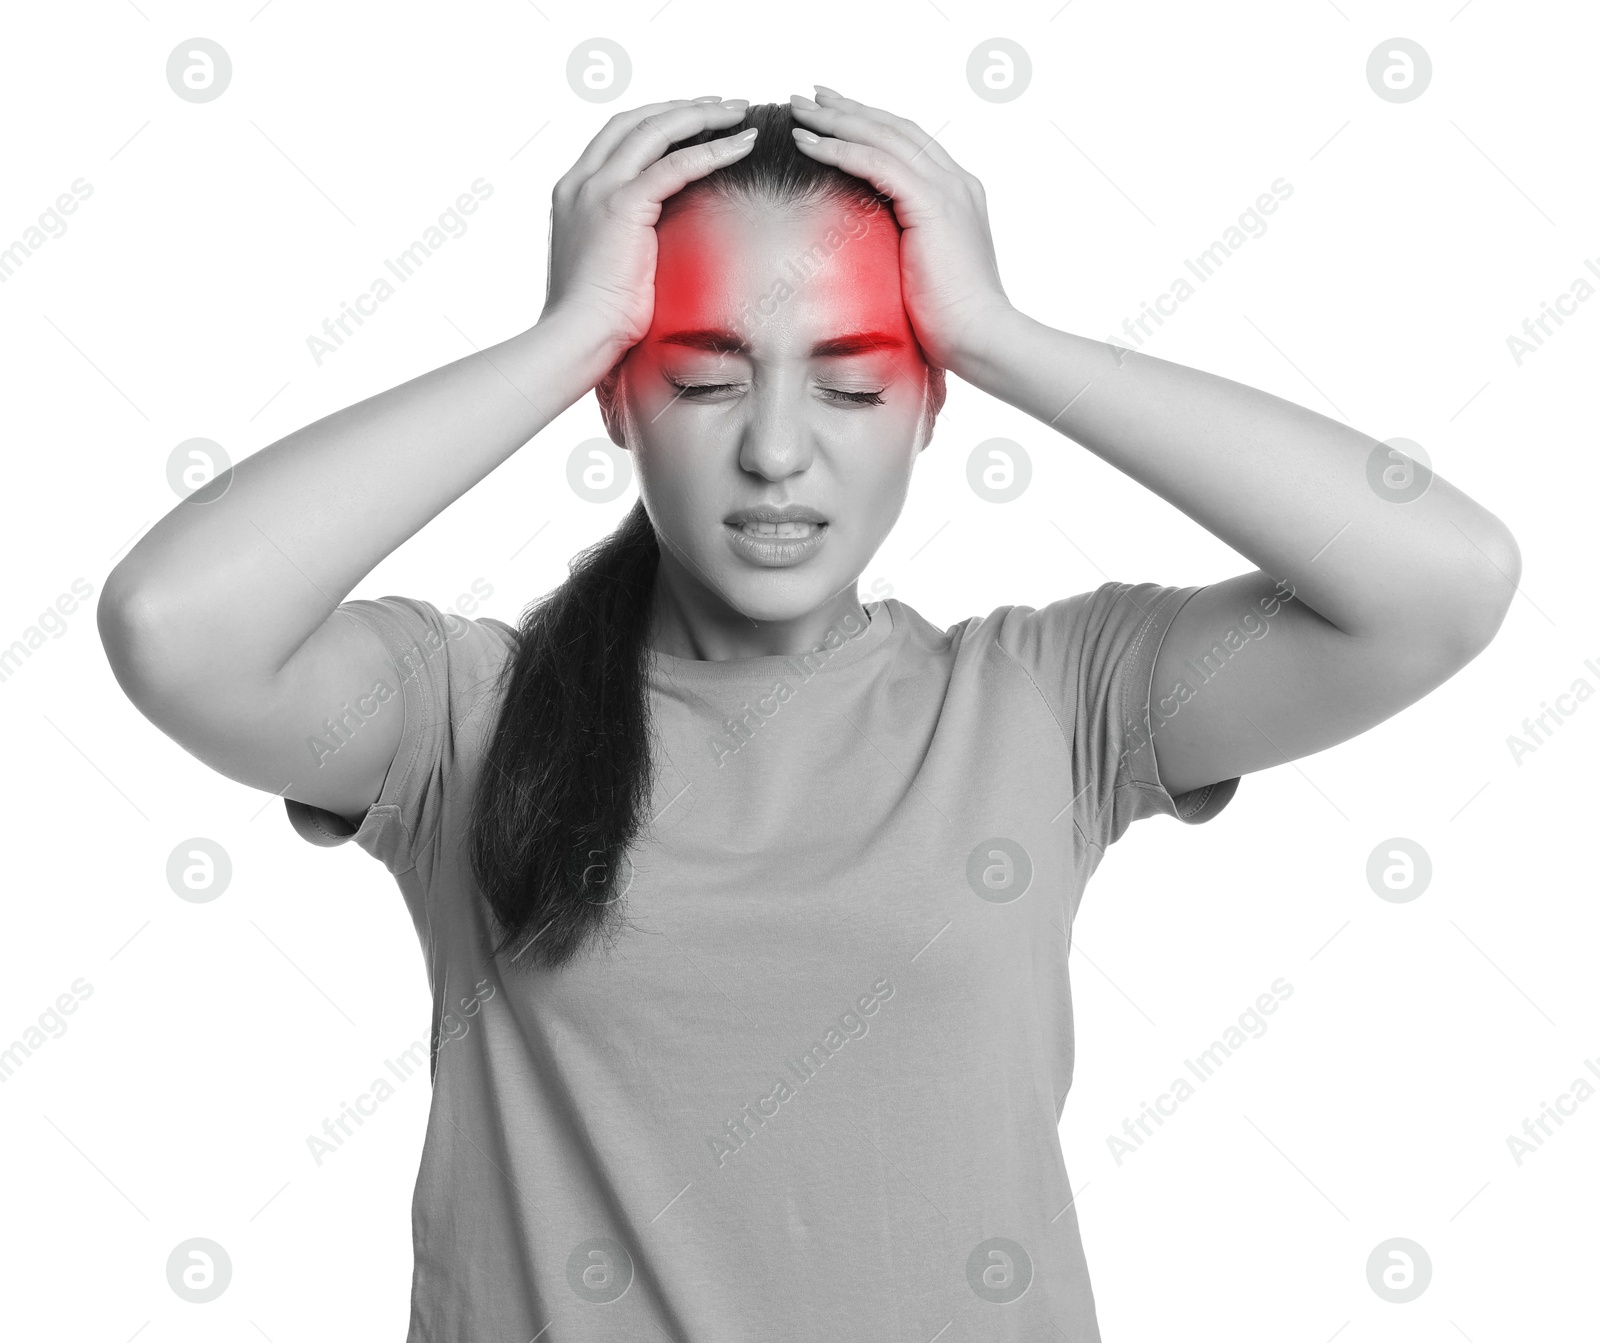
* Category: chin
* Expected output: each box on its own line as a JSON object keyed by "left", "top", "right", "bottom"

{"left": 716, "top": 568, "right": 845, "bottom": 625}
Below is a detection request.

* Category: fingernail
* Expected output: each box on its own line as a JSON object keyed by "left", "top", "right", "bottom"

{"left": 721, "top": 98, "right": 748, "bottom": 110}
{"left": 814, "top": 84, "right": 843, "bottom": 98}
{"left": 693, "top": 95, "right": 722, "bottom": 103}
{"left": 734, "top": 127, "right": 759, "bottom": 141}
{"left": 793, "top": 128, "right": 820, "bottom": 144}
{"left": 790, "top": 93, "right": 819, "bottom": 110}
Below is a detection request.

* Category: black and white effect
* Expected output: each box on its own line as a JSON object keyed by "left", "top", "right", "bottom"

{"left": 4, "top": 8, "right": 1590, "bottom": 1341}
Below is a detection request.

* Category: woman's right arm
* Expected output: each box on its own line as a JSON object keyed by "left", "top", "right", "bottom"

{"left": 97, "top": 96, "right": 755, "bottom": 827}
{"left": 97, "top": 317, "right": 616, "bottom": 828}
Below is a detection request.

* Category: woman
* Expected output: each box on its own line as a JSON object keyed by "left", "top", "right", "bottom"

{"left": 98, "top": 90, "right": 1519, "bottom": 1341}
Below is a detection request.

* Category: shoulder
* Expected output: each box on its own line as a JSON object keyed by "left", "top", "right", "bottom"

{"left": 952, "top": 582, "right": 1196, "bottom": 664}
{"left": 335, "top": 594, "right": 518, "bottom": 726}
{"left": 282, "top": 596, "right": 520, "bottom": 865}
{"left": 897, "top": 582, "right": 1202, "bottom": 730}
{"left": 895, "top": 582, "right": 1119, "bottom": 667}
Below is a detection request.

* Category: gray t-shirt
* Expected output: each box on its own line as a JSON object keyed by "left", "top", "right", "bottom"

{"left": 287, "top": 582, "right": 1237, "bottom": 1342}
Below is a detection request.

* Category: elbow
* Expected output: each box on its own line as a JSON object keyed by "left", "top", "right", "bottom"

{"left": 97, "top": 567, "right": 178, "bottom": 701}
{"left": 1447, "top": 520, "right": 1522, "bottom": 662}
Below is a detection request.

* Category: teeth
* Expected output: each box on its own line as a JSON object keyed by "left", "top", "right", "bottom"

{"left": 740, "top": 521, "right": 819, "bottom": 537}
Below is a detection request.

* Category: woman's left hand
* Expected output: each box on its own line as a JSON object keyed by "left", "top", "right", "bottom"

{"left": 789, "top": 87, "right": 1016, "bottom": 380}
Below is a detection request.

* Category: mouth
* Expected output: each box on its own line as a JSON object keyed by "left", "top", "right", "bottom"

{"left": 724, "top": 504, "right": 829, "bottom": 529}
{"left": 722, "top": 512, "right": 831, "bottom": 566}
{"left": 730, "top": 519, "right": 825, "bottom": 539}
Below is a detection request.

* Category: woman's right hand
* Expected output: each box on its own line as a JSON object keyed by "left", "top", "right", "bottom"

{"left": 539, "top": 96, "right": 756, "bottom": 366}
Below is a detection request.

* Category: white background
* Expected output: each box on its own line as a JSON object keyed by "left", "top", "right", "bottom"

{"left": 1, "top": 1, "right": 1594, "bottom": 1339}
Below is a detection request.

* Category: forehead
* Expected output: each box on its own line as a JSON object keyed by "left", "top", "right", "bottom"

{"left": 650, "top": 194, "right": 905, "bottom": 344}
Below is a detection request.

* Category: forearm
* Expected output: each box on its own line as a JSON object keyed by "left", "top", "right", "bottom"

{"left": 103, "top": 312, "right": 618, "bottom": 677}
{"left": 959, "top": 309, "right": 1519, "bottom": 642}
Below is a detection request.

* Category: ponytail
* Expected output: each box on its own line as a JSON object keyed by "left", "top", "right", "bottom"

{"left": 468, "top": 498, "right": 660, "bottom": 971}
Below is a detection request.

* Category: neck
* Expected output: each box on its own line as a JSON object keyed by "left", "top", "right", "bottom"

{"left": 646, "top": 557, "right": 869, "bottom": 661}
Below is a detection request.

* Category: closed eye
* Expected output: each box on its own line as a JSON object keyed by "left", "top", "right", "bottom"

{"left": 665, "top": 377, "right": 884, "bottom": 407}
{"left": 666, "top": 379, "right": 740, "bottom": 401}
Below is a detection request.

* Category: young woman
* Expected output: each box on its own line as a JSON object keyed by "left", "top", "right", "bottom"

{"left": 99, "top": 91, "right": 1519, "bottom": 1341}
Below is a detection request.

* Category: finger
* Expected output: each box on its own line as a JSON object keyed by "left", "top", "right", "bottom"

{"left": 592, "top": 98, "right": 751, "bottom": 188}
{"left": 624, "top": 128, "right": 760, "bottom": 208}
{"left": 558, "top": 97, "right": 723, "bottom": 190}
{"left": 790, "top": 100, "right": 949, "bottom": 182}
{"left": 789, "top": 129, "right": 927, "bottom": 221}
{"left": 802, "top": 88, "right": 963, "bottom": 176}
{"left": 824, "top": 97, "right": 963, "bottom": 178}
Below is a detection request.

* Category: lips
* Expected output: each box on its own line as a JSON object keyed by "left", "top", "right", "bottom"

{"left": 724, "top": 504, "right": 829, "bottom": 527}
{"left": 722, "top": 505, "right": 831, "bottom": 565}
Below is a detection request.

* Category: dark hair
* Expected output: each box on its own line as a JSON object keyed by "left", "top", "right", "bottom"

{"left": 469, "top": 101, "right": 945, "bottom": 971}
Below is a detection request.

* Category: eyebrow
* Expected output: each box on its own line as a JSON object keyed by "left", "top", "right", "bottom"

{"left": 656, "top": 328, "right": 907, "bottom": 358}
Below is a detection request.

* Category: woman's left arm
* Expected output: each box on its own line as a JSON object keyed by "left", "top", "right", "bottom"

{"left": 792, "top": 86, "right": 1521, "bottom": 797}
{"left": 959, "top": 316, "right": 1521, "bottom": 796}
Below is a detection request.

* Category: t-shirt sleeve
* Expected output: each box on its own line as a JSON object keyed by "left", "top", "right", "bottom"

{"left": 995, "top": 580, "right": 1239, "bottom": 852}
{"left": 283, "top": 595, "right": 517, "bottom": 878}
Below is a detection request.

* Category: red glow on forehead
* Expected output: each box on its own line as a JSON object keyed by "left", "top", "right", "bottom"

{"left": 657, "top": 328, "right": 906, "bottom": 357}
{"left": 648, "top": 197, "right": 910, "bottom": 352}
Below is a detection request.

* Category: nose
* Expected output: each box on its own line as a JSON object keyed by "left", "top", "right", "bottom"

{"left": 736, "top": 372, "right": 815, "bottom": 482}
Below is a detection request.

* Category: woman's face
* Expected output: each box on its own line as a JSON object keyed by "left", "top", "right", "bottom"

{"left": 603, "top": 192, "right": 934, "bottom": 630}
